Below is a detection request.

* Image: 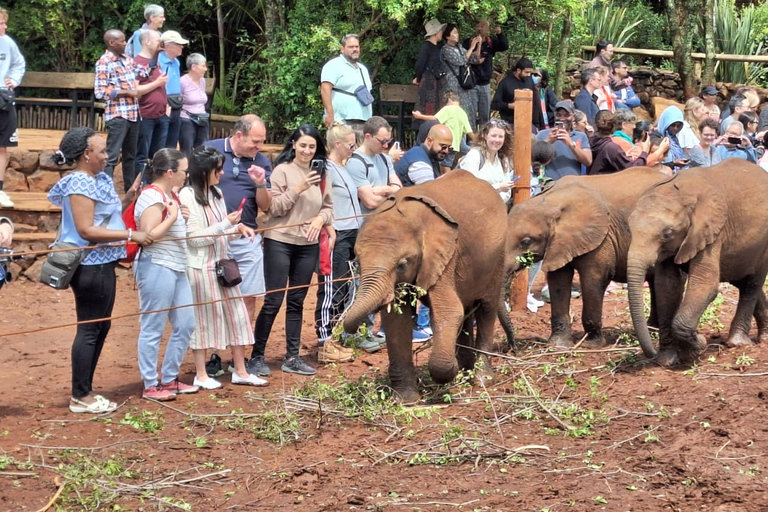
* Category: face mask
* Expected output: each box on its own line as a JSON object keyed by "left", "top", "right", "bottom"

{"left": 532, "top": 76, "right": 539, "bottom": 85}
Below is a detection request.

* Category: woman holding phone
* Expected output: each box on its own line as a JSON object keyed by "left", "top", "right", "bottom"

{"left": 248, "top": 124, "right": 334, "bottom": 378}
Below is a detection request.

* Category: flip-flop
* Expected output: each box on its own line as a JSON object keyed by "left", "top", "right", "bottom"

{"left": 69, "top": 396, "right": 117, "bottom": 414}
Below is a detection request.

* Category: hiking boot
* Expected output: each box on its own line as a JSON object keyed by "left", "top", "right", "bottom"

{"left": 143, "top": 384, "right": 176, "bottom": 401}
{"left": 0, "top": 191, "right": 14, "bottom": 208}
{"left": 318, "top": 340, "right": 354, "bottom": 364}
{"left": 281, "top": 355, "right": 316, "bottom": 375}
{"left": 246, "top": 356, "right": 272, "bottom": 377}
{"left": 163, "top": 379, "right": 199, "bottom": 394}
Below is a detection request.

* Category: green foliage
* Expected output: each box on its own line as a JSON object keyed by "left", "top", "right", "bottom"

{"left": 698, "top": 294, "right": 724, "bottom": 331}
{"left": 585, "top": 0, "right": 643, "bottom": 48}
{"left": 119, "top": 411, "right": 165, "bottom": 434}
{"left": 713, "top": 0, "right": 768, "bottom": 85}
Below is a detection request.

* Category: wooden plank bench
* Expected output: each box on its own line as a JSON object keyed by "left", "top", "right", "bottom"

{"left": 379, "top": 84, "right": 419, "bottom": 143}
{"left": 16, "top": 72, "right": 99, "bottom": 129}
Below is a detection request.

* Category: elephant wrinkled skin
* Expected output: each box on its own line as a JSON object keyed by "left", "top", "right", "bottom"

{"left": 503, "top": 167, "right": 668, "bottom": 349}
{"left": 627, "top": 161, "right": 768, "bottom": 366}
{"left": 342, "top": 171, "right": 508, "bottom": 403}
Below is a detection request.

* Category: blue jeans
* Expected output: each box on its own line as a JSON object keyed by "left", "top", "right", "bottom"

{"left": 416, "top": 304, "right": 431, "bottom": 330}
{"left": 137, "top": 116, "right": 169, "bottom": 174}
{"left": 179, "top": 118, "right": 209, "bottom": 155}
{"left": 135, "top": 254, "right": 195, "bottom": 389}
{"left": 476, "top": 84, "right": 491, "bottom": 128}
{"left": 104, "top": 117, "right": 140, "bottom": 191}
{"left": 166, "top": 108, "right": 182, "bottom": 149}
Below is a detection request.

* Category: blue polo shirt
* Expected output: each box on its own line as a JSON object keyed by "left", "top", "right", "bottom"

{"left": 158, "top": 52, "right": 181, "bottom": 95}
{"left": 320, "top": 54, "right": 373, "bottom": 122}
{"left": 206, "top": 137, "right": 272, "bottom": 228}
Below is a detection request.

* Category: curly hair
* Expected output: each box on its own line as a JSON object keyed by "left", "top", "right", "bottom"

{"left": 473, "top": 119, "right": 514, "bottom": 173}
{"left": 55, "top": 126, "right": 96, "bottom": 166}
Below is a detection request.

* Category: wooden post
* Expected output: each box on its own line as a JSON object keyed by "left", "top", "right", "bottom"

{"left": 511, "top": 88, "right": 533, "bottom": 311}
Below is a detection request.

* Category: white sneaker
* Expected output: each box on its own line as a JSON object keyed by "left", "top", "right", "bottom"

{"left": 232, "top": 372, "right": 268, "bottom": 387}
{"left": 527, "top": 293, "right": 545, "bottom": 308}
{"left": 193, "top": 376, "right": 222, "bottom": 390}
{"left": 0, "top": 190, "right": 14, "bottom": 208}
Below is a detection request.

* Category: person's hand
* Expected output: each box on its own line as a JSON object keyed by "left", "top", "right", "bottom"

{"left": 388, "top": 145, "right": 404, "bottom": 162}
{"left": 227, "top": 209, "right": 243, "bottom": 225}
{"left": 412, "top": 110, "right": 424, "bottom": 120}
{"left": 156, "top": 73, "right": 169, "bottom": 87}
{"left": 4, "top": 78, "right": 14, "bottom": 89}
{"left": 323, "top": 112, "right": 334, "bottom": 128}
{"left": 0, "top": 222, "right": 12, "bottom": 247}
{"left": 473, "top": 35, "right": 483, "bottom": 47}
{"left": 165, "top": 199, "right": 179, "bottom": 220}
{"left": 498, "top": 181, "right": 516, "bottom": 192}
{"left": 236, "top": 223, "right": 255, "bottom": 239}
{"left": 672, "top": 158, "right": 690, "bottom": 167}
{"left": 324, "top": 225, "right": 337, "bottom": 251}
{"left": 555, "top": 128, "right": 573, "bottom": 147}
{"left": 132, "top": 231, "right": 154, "bottom": 246}
{"left": 741, "top": 134, "right": 753, "bottom": 147}
{"left": 640, "top": 134, "right": 652, "bottom": 153}
{"left": 179, "top": 204, "right": 190, "bottom": 222}
{"left": 296, "top": 171, "right": 321, "bottom": 193}
{"left": 304, "top": 216, "right": 324, "bottom": 242}
{"left": 658, "top": 137, "right": 671, "bottom": 153}
{"left": 585, "top": 124, "right": 595, "bottom": 137}
{"left": 247, "top": 165, "right": 267, "bottom": 186}
{"left": 412, "top": 77, "right": 419, "bottom": 85}
{"left": 371, "top": 185, "right": 392, "bottom": 196}
{"left": 545, "top": 129, "right": 559, "bottom": 144}
{"left": 124, "top": 172, "right": 143, "bottom": 204}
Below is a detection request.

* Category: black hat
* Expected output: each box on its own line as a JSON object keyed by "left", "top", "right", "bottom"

{"left": 701, "top": 85, "right": 718, "bottom": 96}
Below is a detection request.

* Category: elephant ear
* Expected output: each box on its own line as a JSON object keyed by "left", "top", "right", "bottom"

{"left": 674, "top": 186, "right": 727, "bottom": 264}
{"left": 541, "top": 186, "right": 612, "bottom": 273}
{"left": 404, "top": 195, "right": 459, "bottom": 291}
{"left": 376, "top": 196, "right": 398, "bottom": 214}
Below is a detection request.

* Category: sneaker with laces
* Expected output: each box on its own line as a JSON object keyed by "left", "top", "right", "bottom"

{"left": 232, "top": 372, "right": 269, "bottom": 386}
{"left": 357, "top": 336, "right": 381, "bottom": 353}
{"left": 412, "top": 328, "right": 432, "bottom": 344}
{"left": 246, "top": 356, "right": 272, "bottom": 377}
{"left": 318, "top": 340, "right": 354, "bottom": 363}
{"left": 163, "top": 379, "right": 199, "bottom": 394}
{"left": 281, "top": 355, "right": 316, "bottom": 375}
{"left": 371, "top": 331, "right": 386, "bottom": 345}
{"left": 143, "top": 384, "right": 176, "bottom": 401}
{"left": 527, "top": 293, "right": 545, "bottom": 308}
{"left": 0, "top": 191, "right": 14, "bottom": 208}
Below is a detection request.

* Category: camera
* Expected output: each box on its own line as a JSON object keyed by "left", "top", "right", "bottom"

{"left": 727, "top": 137, "right": 742, "bottom": 145}
{"left": 0, "top": 247, "right": 20, "bottom": 289}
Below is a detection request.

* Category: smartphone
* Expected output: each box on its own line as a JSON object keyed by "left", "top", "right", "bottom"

{"left": 679, "top": 158, "right": 691, "bottom": 165}
{"left": 728, "top": 137, "right": 742, "bottom": 145}
{"left": 511, "top": 175, "right": 522, "bottom": 183}
{"left": 394, "top": 141, "right": 400, "bottom": 150}
{"left": 237, "top": 198, "right": 247, "bottom": 212}
{"left": 554, "top": 121, "right": 565, "bottom": 130}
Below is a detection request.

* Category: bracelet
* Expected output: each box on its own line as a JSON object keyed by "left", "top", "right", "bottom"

{"left": 127, "top": 228, "right": 133, "bottom": 242}
{"left": 256, "top": 184, "right": 267, "bottom": 189}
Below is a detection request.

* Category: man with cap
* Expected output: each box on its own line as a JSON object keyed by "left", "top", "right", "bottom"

{"left": 158, "top": 30, "right": 189, "bottom": 149}
{"left": 413, "top": 19, "right": 447, "bottom": 122}
{"left": 490, "top": 57, "right": 544, "bottom": 130}
{"left": 536, "top": 100, "right": 592, "bottom": 180}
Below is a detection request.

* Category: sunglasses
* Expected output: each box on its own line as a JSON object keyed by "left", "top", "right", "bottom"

{"left": 488, "top": 119, "right": 508, "bottom": 129}
{"left": 375, "top": 136, "right": 394, "bottom": 147}
{"left": 437, "top": 143, "right": 454, "bottom": 152}
{"left": 346, "top": 142, "right": 356, "bottom": 149}
{"left": 232, "top": 157, "right": 241, "bottom": 177}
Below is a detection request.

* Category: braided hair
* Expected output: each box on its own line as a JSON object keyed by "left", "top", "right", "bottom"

{"left": 54, "top": 126, "right": 96, "bottom": 166}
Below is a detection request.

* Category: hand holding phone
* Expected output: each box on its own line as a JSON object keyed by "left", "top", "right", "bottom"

{"left": 237, "top": 197, "right": 247, "bottom": 212}
{"left": 511, "top": 175, "right": 522, "bottom": 183}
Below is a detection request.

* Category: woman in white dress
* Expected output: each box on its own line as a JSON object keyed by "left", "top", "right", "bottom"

{"left": 458, "top": 119, "right": 516, "bottom": 204}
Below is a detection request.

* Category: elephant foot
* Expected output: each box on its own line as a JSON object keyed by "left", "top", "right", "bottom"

{"left": 677, "top": 335, "right": 708, "bottom": 365}
{"left": 655, "top": 346, "right": 680, "bottom": 367}
{"left": 758, "top": 330, "right": 768, "bottom": 344}
{"left": 393, "top": 387, "right": 421, "bottom": 405}
{"left": 473, "top": 356, "right": 494, "bottom": 384}
{"left": 726, "top": 331, "right": 754, "bottom": 348}
{"left": 548, "top": 333, "right": 574, "bottom": 349}
{"left": 582, "top": 334, "right": 606, "bottom": 348}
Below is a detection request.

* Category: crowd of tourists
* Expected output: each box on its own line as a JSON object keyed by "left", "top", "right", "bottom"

{"left": 2, "top": 6, "right": 767, "bottom": 414}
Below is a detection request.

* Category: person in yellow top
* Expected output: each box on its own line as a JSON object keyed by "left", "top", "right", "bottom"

{"left": 250, "top": 124, "right": 334, "bottom": 377}
{"left": 413, "top": 89, "right": 474, "bottom": 173}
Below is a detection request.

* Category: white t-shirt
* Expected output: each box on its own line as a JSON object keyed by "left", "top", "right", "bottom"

{"left": 460, "top": 148, "right": 512, "bottom": 203}
{"left": 135, "top": 187, "right": 188, "bottom": 272}
{"left": 678, "top": 121, "right": 700, "bottom": 149}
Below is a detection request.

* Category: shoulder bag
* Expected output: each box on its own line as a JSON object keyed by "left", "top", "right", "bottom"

{"left": 332, "top": 67, "right": 374, "bottom": 106}
{"left": 446, "top": 55, "right": 476, "bottom": 90}
{"left": 183, "top": 109, "right": 211, "bottom": 126}
{"left": 40, "top": 218, "right": 109, "bottom": 290}
{"left": 202, "top": 198, "right": 242, "bottom": 287}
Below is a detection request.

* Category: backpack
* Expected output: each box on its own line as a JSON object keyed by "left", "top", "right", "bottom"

{"left": 121, "top": 185, "right": 179, "bottom": 263}
{"left": 457, "top": 150, "right": 485, "bottom": 171}
{"left": 349, "top": 153, "right": 396, "bottom": 185}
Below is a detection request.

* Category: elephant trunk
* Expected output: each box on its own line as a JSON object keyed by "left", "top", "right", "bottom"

{"left": 343, "top": 269, "right": 394, "bottom": 334}
{"left": 627, "top": 254, "right": 658, "bottom": 358}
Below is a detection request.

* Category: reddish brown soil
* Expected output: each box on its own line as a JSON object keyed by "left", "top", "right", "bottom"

{"left": 2, "top": 273, "right": 768, "bottom": 512}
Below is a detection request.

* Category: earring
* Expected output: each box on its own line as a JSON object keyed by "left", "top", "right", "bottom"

{"left": 85, "top": 156, "right": 90, "bottom": 163}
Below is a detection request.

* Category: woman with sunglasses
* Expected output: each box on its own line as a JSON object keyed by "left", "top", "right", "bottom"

{"left": 178, "top": 146, "right": 268, "bottom": 389}
{"left": 250, "top": 124, "right": 334, "bottom": 377}
{"left": 459, "top": 119, "right": 516, "bottom": 204}
{"left": 314, "top": 121, "right": 361, "bottom": 363}
{"left": 134, "top": 148, "right": 199, "bottom": 401}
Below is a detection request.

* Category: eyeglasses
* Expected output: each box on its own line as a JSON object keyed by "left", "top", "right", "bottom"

{"left": 438, "top": 143, "right": 454, "bottom": 152}
{"left": 375, "top": 137, "right": 394, "bottom": 147}
{"left": 232, "top": 157, "right": 241, "bottom": 177}
{"left": 347, "top": 142, "right": 356, "bottom": 149}
{"left": 488, "top": 119, "right": 508, "bottom": 128}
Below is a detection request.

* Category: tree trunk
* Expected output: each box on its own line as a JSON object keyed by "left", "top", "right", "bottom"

{"left": 666, "top": 0, "right": 704, "bottom": 98}
{"left": 554, "top": 12, "right": 571, "bottom": 99}
{"left": 264, "top": 0, "right": 285, "bottom": 39}
{"left": 703, "top": 0, "right": 716, "bottom": 85}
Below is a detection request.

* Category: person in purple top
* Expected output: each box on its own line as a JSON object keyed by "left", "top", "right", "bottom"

{"left": 179, "top": 53, "right": 210, "bottom": 154}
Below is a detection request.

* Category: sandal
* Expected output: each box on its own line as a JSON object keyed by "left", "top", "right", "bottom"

{"left": 69, "top": 396, "right": 118, "bottom": 414}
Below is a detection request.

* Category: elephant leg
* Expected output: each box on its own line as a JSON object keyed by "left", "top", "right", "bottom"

{"left": 576, "top": 265, "right": 610, "bottom": 347}
{"left": 670, "top": 254, "right": 720, "bottom": 365}
{"left": 653, "top": 261, "right": 686, "bottom": 367}
{"left": 456, "top": 316, "right": 475, "bottom": 372}
{"left": 427, "top": 286, "right": 465, "bottom": 385}
{"left": 547, "top": 267, "right": 574, "bottom": 348}
{"left": 473, "top": 299, "right": 497, "bottom": 382}
{"left": 381, "top": 303, "right": 420, "bottom": 404}
{"left": 726, "top": 278, "right": 761, "bottom": 348}
{"left": 755, "top": 291, "right": 768, "bottom": 344}
{"left": 497, "top": 285, "right": 515, "bottom": 349}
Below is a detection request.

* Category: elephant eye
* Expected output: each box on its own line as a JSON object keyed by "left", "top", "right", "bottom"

{"left": 661, "top": 227, "right": 674, "bottom": 241}
{"left": 521, "top": 237, "right": 532, "bottom": 247}
{"left": 396, "top": 259, "right": 408, "bottom": 271}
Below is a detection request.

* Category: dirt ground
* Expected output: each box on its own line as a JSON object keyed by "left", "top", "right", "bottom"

{"left": 1, "top": 271, "right": 768, "bottom": 512}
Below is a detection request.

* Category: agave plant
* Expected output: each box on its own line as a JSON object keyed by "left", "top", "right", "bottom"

{"left": 713, "top": 0, "right": 768, "bottom": 84}
{"left": 585, "top": 0, "right": 643, "bottom": 48}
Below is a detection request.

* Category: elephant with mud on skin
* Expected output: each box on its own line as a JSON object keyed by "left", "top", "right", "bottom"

{"left": 342, "top": 171, "right": 508, "bottom": 403}
{"left": 627, "top": 161, "right": 768, "bottom": 366}
{"left": 502, "top": 167, "right": 668, "bottom": 348}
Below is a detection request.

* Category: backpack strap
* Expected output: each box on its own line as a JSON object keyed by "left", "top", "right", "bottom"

{"left": 349, "top": 153, "right": 373, "bottom": 178}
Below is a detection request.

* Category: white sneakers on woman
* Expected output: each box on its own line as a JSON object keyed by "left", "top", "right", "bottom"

{"left": 231, "top": 373, "right": 268, "bottom": 386}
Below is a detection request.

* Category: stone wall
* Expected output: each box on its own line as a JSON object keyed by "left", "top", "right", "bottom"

{"left": 5, "top": 149, "right": 74, "bottom": 193}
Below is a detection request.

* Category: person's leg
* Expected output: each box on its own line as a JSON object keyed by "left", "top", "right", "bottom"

{"left": 103, "top": 118, "right": 129, "bottom": 179}
{"left": 135, "top": 255, "right": 175, "bottom": 389}
{"left": 195, "top": 121, "right": 209, "bottom": 147}
{"left": 70, "top": 262, "right": 117, "bottom": 401}
{"left": 135, "top": 118, "right": 154, "bottom": 178}
{"left": 178, "top": 118, "right": 195, "bottom": 155}
{"left": 149, "top": 115, "right": 170, "bottom": 158}
{"left": 160, "top": 271, "right": 196, "bottom": 385}
{"left": 193, "top": 349, "right": 209, "bottom": 382}
{"left": 121, "top": 120, "right": 140, "bottom": 192}
{"left": 252, "top": 238, "right": 291, "bottom": 358}
{"left": 477, "top": 84, "right": 491, "bottom": 127}
{"left": 229, "top": 234, "right": 264, "bottom": 328}
{"left": 165, "top": 108, "right": 182, "bottom": 149}
{"left": 466, "top": 88, "right": 479, "bottom": 132}
{"left": 0, "top": 105, "right": 18, "bottom": 206}
{"left": 284, "top": 244, "right": 319, "bottom": 357}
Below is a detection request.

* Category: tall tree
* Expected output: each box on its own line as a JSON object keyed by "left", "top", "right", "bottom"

{"left": 665, "top": 0, "right": 704, "bottom": 98}
{"left": 703, "top": 0, "right": 715, "bottom": 84}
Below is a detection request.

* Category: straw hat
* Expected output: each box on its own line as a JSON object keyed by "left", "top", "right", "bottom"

{"left": 424, "top": 18, "right": 447, "bottom": 38}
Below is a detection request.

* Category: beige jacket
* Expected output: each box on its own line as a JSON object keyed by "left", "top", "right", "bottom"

{"left": 178, "top": 187, "right": 241, "bottom": 270}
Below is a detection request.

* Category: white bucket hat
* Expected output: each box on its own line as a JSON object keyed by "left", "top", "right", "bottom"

{"left": 424, "top": 19, "right": 447, "bottom": 38}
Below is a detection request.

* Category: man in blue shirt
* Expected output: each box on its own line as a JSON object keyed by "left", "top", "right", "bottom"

{"left": 536, "top": 101, "right": 592, "bottom": 180}
{"left": 158, "top": 30, "right": 188, "bottom": 149}
{"left": 206, "top": 115, "right": 272, "bottom": 339}
{"left": 574, "top": 68, "right": 601, "bottom": 129}
{"left": 320, "top": 34, "right": 373, "bottom": 129}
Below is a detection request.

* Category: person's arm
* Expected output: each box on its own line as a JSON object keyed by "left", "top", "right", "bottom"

{"left": 414, "top": 43, "right": 428, "bottom": 82}
{"left": 253, "top": 164, "right": 272, "bottom": 212}
{"left": 268, "top": 164, "right": 320, "bottom": 217}
{"left": 490, "top": 81, "right": 512, "bottom": 112}
{"left": 555, "top": 130, "right": 592, "bottom": 166}
{"left": 70, "top": 195, "right": 144, "bottom": 243}
{"left": 412, "top": 111, "right": 438, "bottom": 121}
{"left": 604, "top": 141, "right": 647, "bottom": 170}
{"left": 94, "top": 59, "right": 138, "bottom": 100}
{"left": 408, "top": 161, "right": 438, "bottom": 184}
{"left": 180, "top": 188, "right": 238, "bottom": 248}
{"left": 490, "top": 30, "right": 509, "bottom": 53}
{"left": 320, "top": 81, "right": 335, "bottom": 127}
{"left": 138, "top": 191, "right": 180, "bottom": 239}
{"left": 6, "top": 40, "right": 25, "bottom": 88}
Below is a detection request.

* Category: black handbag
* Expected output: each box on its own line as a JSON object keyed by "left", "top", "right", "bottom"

{"left": 215, "top": 258, "right": 242, "bottom": 287}
{"left": 183, "top": 109, "right": 211, "bottom": 126}
{"left": 0, "top": 89, "right": 14, "bottom": 112}
{"left": 39, "top": 218, "right": 109, "bottom": 290}
{"left": 447, "top": 61, "right": 476, "bottom": 90}
{"left": 331, "top": 68, "right": 374, "bottom": 106}
{"left": 167, "top": 94, "right": 184, "bottom": 110}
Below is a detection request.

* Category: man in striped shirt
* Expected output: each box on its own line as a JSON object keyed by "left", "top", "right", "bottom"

{"left": 94, "top": 29, "right": 141, "bottom": 191}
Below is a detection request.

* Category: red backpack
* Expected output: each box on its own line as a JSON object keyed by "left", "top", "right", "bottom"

{"left": 121, "top": 185, "right": 179, "bottom": 263}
